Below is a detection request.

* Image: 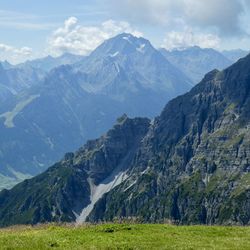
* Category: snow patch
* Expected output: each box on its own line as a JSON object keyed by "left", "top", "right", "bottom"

{"left": 124, "top": 179, "right": 137, "bottom": 192}
{"left": 202, "top": 173, "right": 212, "bottom": 186}
{"left": 115, "top": 62, "right": 120, "bottom": 73}
{"left": 136, "top": 44, "right": 146, "bottom": 53}
{"left": 110, "top": 51, "right": 119, "bottom": 57}
{"left": 76, "top": 170, "right": 128, "bottom": 224}
{"left": 123, "top": 36, "right": 132, "bottom": 43}
{"left": 46, "top": 137, "right": 54, "bottom": 149}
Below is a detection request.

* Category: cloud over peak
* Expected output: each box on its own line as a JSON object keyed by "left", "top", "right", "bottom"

{"left": 47, "top": 17, "right": 142, "bottom": 56}
{"left": 0, "top": 43, "right": 32, "bottom": 63}
{"left": 162, "top": 28, "right": 221, "bottom": 50}
{"left": 107, "top": 0, "right": 248, "bottom": 37}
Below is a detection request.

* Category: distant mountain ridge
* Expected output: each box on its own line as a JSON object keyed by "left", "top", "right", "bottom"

{"left": 17, "top": 53, "right": 83, "bottom": 72}
{"left": 160, "top": 46, "right": 233, "bottom": 83}
{"left": 0, "top": 62, "right": 44, "bottom": 105}
{"left": 222, "top": 49, "right": 249, "bottom": 62}
{"left": 0, "top": 52, "right": 250, "bottom": 227}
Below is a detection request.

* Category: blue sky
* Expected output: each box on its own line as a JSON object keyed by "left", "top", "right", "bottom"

{"left": 0, "top": 0, "right": 250, "bottom": 63}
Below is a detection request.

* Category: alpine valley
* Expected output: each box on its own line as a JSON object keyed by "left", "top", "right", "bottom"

{"left": 0, "top": 48, "right": 250, "bottom": 227}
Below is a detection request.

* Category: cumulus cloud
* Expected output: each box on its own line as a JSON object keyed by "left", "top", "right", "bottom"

{"left": 183, "top": 0, "right": 244, "bottom": 36}
{"left": 107, "top": 0, "right": 247, "bottom": 36}
{"left": 161, "top": 28, "right": 221, "bottom": 50}
{"left": 47, "top": 17, "right": 142, "bottom": 56}
{"left": 0, "top": 43, "right": 32, "bottom": 63}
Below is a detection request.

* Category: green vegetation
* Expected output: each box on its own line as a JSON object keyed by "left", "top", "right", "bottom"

{"left": 233, "top": 173, "right": 250, "bottom": 195}
{"left": 0, "top": 224, "right": 249, "bottom": 250}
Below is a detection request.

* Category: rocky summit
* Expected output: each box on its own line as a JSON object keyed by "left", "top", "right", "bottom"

{"left": 1, "top": 53, "right": 250, "bottom": 227}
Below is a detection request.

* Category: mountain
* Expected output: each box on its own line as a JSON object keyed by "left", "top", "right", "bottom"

{"left": 222, "top": 49, "right": 249, "bottom": 62}
{"left": 0, "top": 33, "right": 192, "bottom": 189}
{"left": 18, "top": 53, "right": 83, "bottom": 72}
{"left": 0, "top": 53, "right": 83, "bottom": 105}
{"left": 74, "top": 33, "right": 193, "bottom": 102}
{"left": 1, "top": 53, "right": 250, "bottom": 227}
{"left": 0, "top": 62, "right": 44, "bottom": 104}
{"left": 0, "top": 61, "right": 13, "bottom": 70}
{"left": 160, "top": 46, "right": 232, "bottom": 83}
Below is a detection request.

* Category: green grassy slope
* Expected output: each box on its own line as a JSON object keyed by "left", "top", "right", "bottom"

{"left": 0, "top": 224, "right": 249, "bottom": 250}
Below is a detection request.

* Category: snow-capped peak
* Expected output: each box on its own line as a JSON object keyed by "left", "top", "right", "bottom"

{"left": 122, "top": 35, "right": 132, "bottom": 44}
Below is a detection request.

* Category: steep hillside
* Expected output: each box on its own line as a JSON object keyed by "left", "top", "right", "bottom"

{"left": 89, "top": 56, "right": 250, "bottom": 225}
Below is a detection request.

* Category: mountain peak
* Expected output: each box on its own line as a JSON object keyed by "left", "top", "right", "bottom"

{"left": 90, "top": 33, "right": 153, "bottom": 58}
{"left": 116, "top": 113, "right": 128, "bottom": 124}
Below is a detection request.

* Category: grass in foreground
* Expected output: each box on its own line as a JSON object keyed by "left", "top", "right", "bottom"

{"left": 0, "top": 224, "right": 249, "bottom": 250}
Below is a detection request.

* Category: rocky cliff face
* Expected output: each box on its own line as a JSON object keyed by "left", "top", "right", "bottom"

{"left": 1, "top": 54, "right": 250, "bottom": 227}
{"left": 88, "top": 56, "right": 250, "bottom": 225}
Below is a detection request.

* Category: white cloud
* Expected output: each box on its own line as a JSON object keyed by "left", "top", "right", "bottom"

{"left": 182, "top": 0, "right": 243, "bottom": 36}
{"left": 162, "top": 28, "right": 221, "bottom": 50}
{"left": 107, "top": 0, "right": 247, "bottom": 36}
{"left": 0, "top": 43, "right": 32, "bottom": 63}
{"left": 47, "top": 17, "right": 142, "bottom": 56}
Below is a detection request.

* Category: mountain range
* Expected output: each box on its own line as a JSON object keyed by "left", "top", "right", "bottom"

{"left": 0, "top": 33, "right": 249, "bottom": 191}
{"left": 159, "top": 46, "right": 232, "bottom": 83}
{"left": 222, "top": 49, "right": 249, "bottom": 62}
{"left": 160, "top": 47, "right": 249, "bottom": 84}
{"left": 0, "top": 33, "right": 192, "bottom": 189}
{"left": 0, "top": 51, "right": 250, "bottom": 227}
{"left": 17, "top": 53, "right": 83, "bottom": 73}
